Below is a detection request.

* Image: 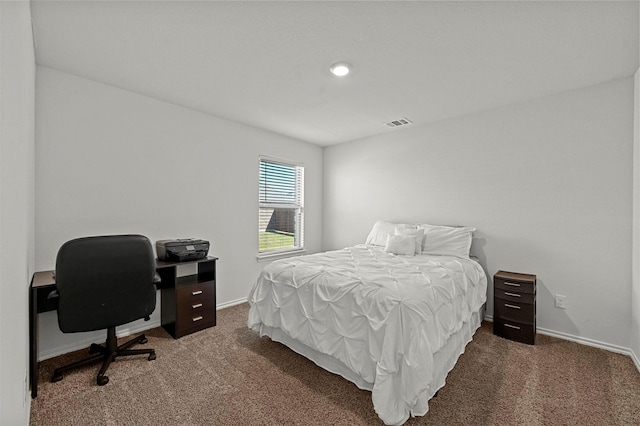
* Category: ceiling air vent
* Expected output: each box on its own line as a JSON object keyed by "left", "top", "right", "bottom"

{"left": 385, "top": 117, "right": 413, "bottom": 128}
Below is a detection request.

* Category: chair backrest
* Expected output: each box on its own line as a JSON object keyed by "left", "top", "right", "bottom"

{"left": 56, "top": 235, "right": 157, "bottom": 333}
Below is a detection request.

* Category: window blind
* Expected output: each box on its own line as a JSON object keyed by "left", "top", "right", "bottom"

{"left": 258, "top": 158, "right": 304, "bottom": 254}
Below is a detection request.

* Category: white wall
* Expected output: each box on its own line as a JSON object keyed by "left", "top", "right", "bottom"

{"left": 0, "top": 1, "right": 35, "bottom": 424}
{"left": 35, "top": 66, "right": 323, "bottom": 358}
{"left": 632, "top": 67, "right": 640, "bottom": 368}
{"left": 323, "top": 77, "right": 634, "bottom": 350}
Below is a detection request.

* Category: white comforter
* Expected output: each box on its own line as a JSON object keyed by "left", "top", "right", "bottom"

{"left": 247, "top": 245, "right": 487, "bottom": 425}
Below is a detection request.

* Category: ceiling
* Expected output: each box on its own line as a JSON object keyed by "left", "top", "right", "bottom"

{"left": 30, "top": 1, "right": 639, "bottom": 146}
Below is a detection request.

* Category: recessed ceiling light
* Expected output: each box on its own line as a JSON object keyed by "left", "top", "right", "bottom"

{"left": 329, "top": 62, "right": 351, "bottom": 77}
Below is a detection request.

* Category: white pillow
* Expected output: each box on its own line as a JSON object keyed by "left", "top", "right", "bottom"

{"left": 384, "top": 234, "right": 416, "bottom": 256}
{"left": 366, "top": 221, "right": 415, "bottom": 246}
{"left": 395, "top": 227, "right": 424, "bottom": 255}
{"left": 417, "top": 224, "right": 475, "bottom": 258}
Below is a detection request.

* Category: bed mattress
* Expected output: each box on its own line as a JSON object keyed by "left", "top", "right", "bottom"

{"left": 248, "top": 245, "right": 487, "bottom": 425}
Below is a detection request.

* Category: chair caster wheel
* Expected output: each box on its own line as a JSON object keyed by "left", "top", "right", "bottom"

{"left": 148, "top": 352, "right": 156, "bottom": 361}
{"left": 139, "top": 336, "right": 148, "bottom": 344}
{"left": 89, "top": 343, "right": 100, "bottom": 354}
{"left": 97, "top": 375, "right": 109, "bottom": 386}
{"left": 52, "top": 373, "right": 63, "bottom": 383}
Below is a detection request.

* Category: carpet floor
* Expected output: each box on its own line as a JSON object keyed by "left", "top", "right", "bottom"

{"left": 30, "top": 303, "right": 640, "bottom": 425}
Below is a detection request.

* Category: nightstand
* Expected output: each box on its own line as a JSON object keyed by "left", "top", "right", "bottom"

{"left": 493, "top": 270, "right": 536, "bottom": 345}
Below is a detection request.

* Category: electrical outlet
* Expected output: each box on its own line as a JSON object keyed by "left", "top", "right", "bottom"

{"left": 555, "top": 294, "right": 567, "bottom": 309}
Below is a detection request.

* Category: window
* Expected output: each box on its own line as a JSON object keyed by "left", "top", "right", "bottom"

{"left": 258, "top": 158, "right": 304, "bottom": 255}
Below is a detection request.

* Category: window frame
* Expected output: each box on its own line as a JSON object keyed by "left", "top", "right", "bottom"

{"left": 257, "top": 156, "right": 305, "bottom": 259}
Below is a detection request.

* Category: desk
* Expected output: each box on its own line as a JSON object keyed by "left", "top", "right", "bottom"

{"left": 29, "top": 256, "right": 217, "bottom": 398}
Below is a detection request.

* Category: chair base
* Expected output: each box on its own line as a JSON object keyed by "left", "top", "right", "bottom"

{"left": 52, "top": 327, "right": 156, "bottom": 386}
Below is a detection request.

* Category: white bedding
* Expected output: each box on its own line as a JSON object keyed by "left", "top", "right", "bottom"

{"left": 247, "top": 244, "right": 487, "bottom": 425}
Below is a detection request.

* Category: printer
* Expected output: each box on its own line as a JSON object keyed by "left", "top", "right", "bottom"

{"left": 156, "top": 239, "right": 210, "bottom": 262}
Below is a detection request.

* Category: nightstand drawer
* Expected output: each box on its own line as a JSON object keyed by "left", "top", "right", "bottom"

{"left": 494, "top": 318, "right": 535, "bottom": 345}
{"left": 494, "top": 297, "right": 535, "bottom": 323}
{"left": 494, "top": 287, "right": 535, "bottom": 304}
{"left": 495, "top": 277, "right": 535, "bottom": 294}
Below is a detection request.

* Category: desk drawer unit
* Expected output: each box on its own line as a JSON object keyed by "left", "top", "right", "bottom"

{"left": 493, "top": 270, "right": 536, "bottom": 345}
{"left": 175, "top": 281, "right": 216, "bottom": 335}
{"left": 160, "top": 257, "right": 217, "bottom": 339}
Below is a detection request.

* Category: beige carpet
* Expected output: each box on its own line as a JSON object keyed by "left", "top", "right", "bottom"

{"left": 30, "top": 303, "right": 640, "bottom": 425}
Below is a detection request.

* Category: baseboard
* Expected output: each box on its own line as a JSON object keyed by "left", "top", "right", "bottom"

{"left": 535, "top": 326, "right": 633, "bottom": 356}
{"left": 39, "top": 298, "right": 250, "bottom": 361}
{"left": 630, "top": 349, "right": 640, "bottom": 373}
{"left": 483, "top": 314, "right": 638, "bottom": 368}
{"left": 216, "top": 297, "right": 248, "bottom": 310}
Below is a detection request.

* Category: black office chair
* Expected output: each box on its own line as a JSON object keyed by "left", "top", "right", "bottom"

{"left": 52, "top": 235, "right": 157, "bottom": 386}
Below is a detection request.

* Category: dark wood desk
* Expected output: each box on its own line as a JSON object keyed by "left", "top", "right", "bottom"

{"left": 29, "top": 256, "right": 217, "bottom": 398}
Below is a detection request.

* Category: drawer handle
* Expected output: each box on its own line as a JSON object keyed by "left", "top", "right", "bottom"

{"left": 504, "top": 323, "right": 521, "bottom": 330}
{"left": 192, "top": 316, "right": 203, "bottom": 322}
{"left": 192, "top": 303, "right": 203, "bottom": 309}
{"left": 504, "top": 303, "right": 521, "bottom": 310}
{"left": 504, "top": 282, "right": 521, "bottom": 287}
{"left": 192, "top": 290, "right": 203, "bottom": 296}
{"left": 504, "top": 292, "right": 521, "bottom": 298}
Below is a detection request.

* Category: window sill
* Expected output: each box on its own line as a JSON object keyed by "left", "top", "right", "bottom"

{"left": 256, "top": 249, "right": 306, "bottom": 262}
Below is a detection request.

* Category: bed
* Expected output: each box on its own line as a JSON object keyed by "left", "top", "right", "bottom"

{"left": 248, "top": 221, "right": 487, "bottom": 425}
